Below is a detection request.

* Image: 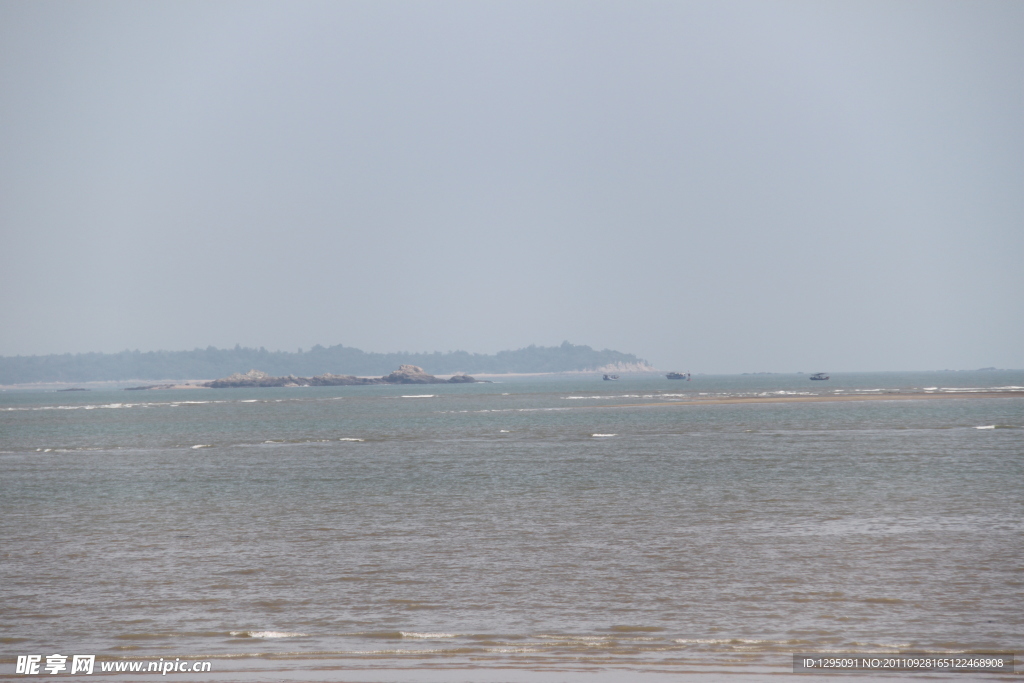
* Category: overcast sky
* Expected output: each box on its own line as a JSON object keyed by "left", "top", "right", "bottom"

{"left": 1, "top": 1, "right": 1021, "bottom": 372}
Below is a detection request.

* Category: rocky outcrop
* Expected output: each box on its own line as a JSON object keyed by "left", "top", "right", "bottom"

{"left": 205, "top": 369, "right": 301, "bottom": 388}
{"left": 204, "top": 366, "right": 481, "bottom": 388}
{"left": 382, "top": 364, "right": 448, "bottom": 384}
{"left": 307, "top": 373, "right": 381, "bottom": 386}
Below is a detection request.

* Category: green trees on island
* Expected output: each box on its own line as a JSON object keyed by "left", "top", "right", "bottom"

{"left": 0, "top": 341, "right": 648, "bottom": 384}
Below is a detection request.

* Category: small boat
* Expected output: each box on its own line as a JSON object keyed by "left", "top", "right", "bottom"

{"left": 809, "top": 373, "right": 829, "bottom": 380}
{"left": 666, "top": 372, "right": 690, "bottom": 380}
{"left": 602, "top": 374, "right": 620, "bottom": 381}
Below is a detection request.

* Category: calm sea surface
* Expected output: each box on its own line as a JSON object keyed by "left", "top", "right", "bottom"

{"left": 2, "top": 371, "right": 1022, "bottom": 678}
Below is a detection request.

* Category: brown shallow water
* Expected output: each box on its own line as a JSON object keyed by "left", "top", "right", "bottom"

{"left": 2, "top": 371, "right": 1022, "bottom": 680}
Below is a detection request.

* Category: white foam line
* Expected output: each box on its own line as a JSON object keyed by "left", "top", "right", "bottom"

{"left": 441, "top": 407, "right": 571, "bottom": 414}
{"left": 564, "top": 395, "right": 641, "bottom": 400}
{"left": 3, "top": 399, "right": 242, "bottom": 411}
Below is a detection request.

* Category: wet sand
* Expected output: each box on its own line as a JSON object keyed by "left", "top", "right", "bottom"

{"left": 609, "top": 390, "right": 1024, "bottom": 409}
{"left": 64, "top": 658, "right": 996, "bottom": 683}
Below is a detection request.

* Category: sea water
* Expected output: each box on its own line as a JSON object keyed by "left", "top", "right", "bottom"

{"left": 1, "top": 371, "right": 1022, "bottom": 679}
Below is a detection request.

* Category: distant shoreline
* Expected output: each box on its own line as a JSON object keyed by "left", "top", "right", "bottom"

{"left": 0, "top": 342, "right": 650, "bottom": 385}
{"left": 0, "top": 370, "right": 662, "bottom": 391}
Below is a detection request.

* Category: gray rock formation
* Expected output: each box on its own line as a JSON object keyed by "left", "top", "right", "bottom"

{"left": 205, "top": 369, "right": 303, "bottom": 388}
{"left": 307, "top": 373, "right": 381, "bottom": 386}
{"left": 381, "top": 364, "right": 447, "bottom": 384}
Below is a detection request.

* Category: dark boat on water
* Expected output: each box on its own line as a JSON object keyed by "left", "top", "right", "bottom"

{"left": 809, "top": 372, "right": 829, "bottom": 380}
{"left": 602, "top": 374, "right": 620, "bottom": 381}
{"left": 666, "top": 372, "right": 690, "bottom": 380}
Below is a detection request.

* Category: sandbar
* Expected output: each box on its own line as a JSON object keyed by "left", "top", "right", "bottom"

{"left": 607, "top": 391, "right": 1024, "bottom": 409}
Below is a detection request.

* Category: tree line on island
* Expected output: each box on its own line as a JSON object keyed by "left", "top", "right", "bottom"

{"left": 0, "top": 342, "right": 649, "bottom": 384}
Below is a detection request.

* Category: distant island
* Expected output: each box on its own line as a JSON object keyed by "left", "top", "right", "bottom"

{"left": 203, "top": 365, "right": 482, "bottom": 388}
{"left": 0, "top": 341, "right": 652, "bottom": 385}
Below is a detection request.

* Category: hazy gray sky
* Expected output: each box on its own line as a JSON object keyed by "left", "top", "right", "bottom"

{"left": 1, "top": 1, "right": 1021, "bottom": 372}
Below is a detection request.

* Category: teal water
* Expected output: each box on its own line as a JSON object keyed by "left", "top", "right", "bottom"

{"left": 1, "top": 371, "right": 1022, "bottom": 674}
